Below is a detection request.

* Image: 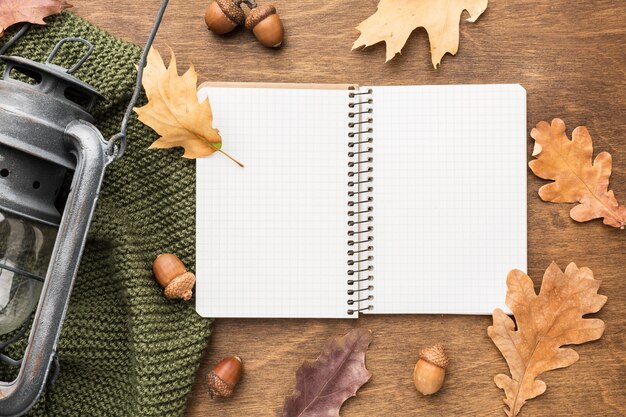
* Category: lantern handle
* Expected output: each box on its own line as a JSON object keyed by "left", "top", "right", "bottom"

{"left": 107, "top": 0, "right": 170, "bottom": 161}
{"left": 45, "top": 37, "right": 94, "bottom": 74}
{"left": 0, "top": 23, "right": 31, "bottom": 56}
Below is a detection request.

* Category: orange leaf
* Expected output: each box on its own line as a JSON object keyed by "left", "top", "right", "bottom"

{"left": 488, "top": 262, "right": 607, "bottom": 417}
{"left": 0, "top": 0, "right": 71, "bottom": 37}
{"left": 134, "top": 48, "right": 242, "bottom": 166}
{"left": 352, "top": 0, "right": 488, "bottom": 67}
{"left": 529, "top": 119, "right": 626, "bottom": 229}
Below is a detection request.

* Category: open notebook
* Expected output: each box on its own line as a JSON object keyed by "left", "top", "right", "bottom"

{"left": 196, "top": 83, "right": 527, "bottom": 318}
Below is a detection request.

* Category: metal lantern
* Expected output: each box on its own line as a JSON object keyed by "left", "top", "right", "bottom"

{"left": 0, "top": 1, "right": 169, "bottom": 415}
{"left": 0, "top": 38, "right": 111, "bottom": 415}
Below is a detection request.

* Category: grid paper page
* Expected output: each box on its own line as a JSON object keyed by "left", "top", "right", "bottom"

{"left": 366, "top": 84, "right": 527, "bottom": 315}
{"left": 196, "top": 87, "right": 352, "bottom": 318}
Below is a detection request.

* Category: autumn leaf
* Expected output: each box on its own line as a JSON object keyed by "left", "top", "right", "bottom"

{"left": 529, "top": 119, "right": 626, "bottom": 229}
{"left": 488, "top": 262, "right": 607, "bottom": 417}
{"left": 280, "top": 328, "right": 372, "bottom": 417}
{"left": 352, "top": 0, "right": 488, "bottom": 67}
{"left": 134, "top": 48, "right": 243, "bottom": 166}
{"left": 0, "top": 0, "right": 71, "bottom": 38}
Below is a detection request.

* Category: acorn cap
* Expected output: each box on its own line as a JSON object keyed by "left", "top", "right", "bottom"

{"left": 207, "top": 371, "right": 235, "bottom": 398}
{"left": 245, "top": 4, "right": 277, "bottom": 30}
{"left": 216, "top": 0, "right": 246, "bottom": 26}
{"left": 419, "top": 344, "right": 449, "bottom": 369}
{"left": 163, "top": 271, "right": 196, "bottom": 301}
{"left": 207, "top": 356, "right": 242, "bottom": 398}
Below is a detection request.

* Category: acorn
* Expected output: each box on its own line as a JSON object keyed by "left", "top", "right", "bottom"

{"left": 152, "top": 253, "right": 196, "bottom": 301}
{"left": 205, "top": 0, "right": 246, "bottom": 35}
{"left": 245, "top": 4, "right": 284, "bottom": 48}
{"left": 413, "top": 344, "right": 449, "bottom": 395}
{"left": 207, "top": 356, "right": 243, "bottom": 398}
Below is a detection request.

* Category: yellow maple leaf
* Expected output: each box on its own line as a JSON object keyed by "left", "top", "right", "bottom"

{"left": 135, "top": 47, "right": 242, "bottom": 166}
{"left": 529, "top": 119, "right": 626, "bottom": 229}
{"left": 488, "top": 262, "right": 607, "bottom": 417}
{"left": 352, "top": 0, "right": 488, "bottom": 67}
{"left": 0, "top": 0, "right": 72, "bottom": 38}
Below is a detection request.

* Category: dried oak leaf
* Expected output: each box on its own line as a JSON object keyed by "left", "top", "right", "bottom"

{"left": 0, "top": 0, "right": 71, "bottom": 38}
{"left": 280, "top": 328, "right": 372, "bottom": 417}
{"left": 352, "top": 0, "right": 488, "bottom": 67}
{"left": 488, "top": 262, "right": 607, "bottom": 417}
{"left": 529, "top": 119, "right": 626, "bottom": 229}
{"left": 134, "top": 48, "right": 242, "bottom": 166}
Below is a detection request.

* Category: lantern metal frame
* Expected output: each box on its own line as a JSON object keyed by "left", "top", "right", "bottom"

{"left": 0, "top": 119, "right": 111, "bottom": 415}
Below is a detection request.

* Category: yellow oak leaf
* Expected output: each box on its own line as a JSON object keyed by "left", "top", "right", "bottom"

{"left": 134, "top": 47, "right": 242, "bottom": 166}
{"left": 488, "top": 262, "right": 607, "bottom": 417}
{"left": 529, "top": 119, "right": 626, "bottom": 229}
{"left": 0, "top": 0, "right": 72, "bottom": 37}
{"left": 352, "top": 0, "right": 488, "bottom": 67}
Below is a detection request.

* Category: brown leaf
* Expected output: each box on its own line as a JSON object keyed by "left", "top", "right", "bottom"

{"left": 529, "top": 119, "right": 626, "bottom": 228}
{"left": 134, "top": 48, "right": 242, "bottom": 166}
{"left": 0, "top": 0, "right": 72, "bottom": 37}
{"left": 352, "top": 0, "right": 488, "bottom": 67}
{"left": 280, "top": 328, "right": 372, "bottom": 417}
{"left": 488, "top": 262, "right": 607, "bottom": 417}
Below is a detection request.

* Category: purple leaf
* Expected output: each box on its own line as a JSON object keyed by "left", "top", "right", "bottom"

{"left": 280, "top": 328, "right": 373, "bottom": 417}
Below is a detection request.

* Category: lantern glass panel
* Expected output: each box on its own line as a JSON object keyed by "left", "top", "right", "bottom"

{"left": 0, "top": 210, "right": 58, "bottom": 336}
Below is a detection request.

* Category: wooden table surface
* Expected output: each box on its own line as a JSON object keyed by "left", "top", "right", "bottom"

{"left": 73, "top": 1, "right": 626, "bottom": 415}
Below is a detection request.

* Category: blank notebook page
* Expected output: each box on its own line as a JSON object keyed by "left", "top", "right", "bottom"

{"left": 366, "top": 84, "right": 527, "bottom": 315}
{"left": 196, "top": 87, "right": 351, "bottom": 318}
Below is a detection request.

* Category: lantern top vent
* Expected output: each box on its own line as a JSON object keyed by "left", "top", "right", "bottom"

{"left": 0, "top": 37, "right": 104, "bottom": 171}
{"left": 1, "top": 37, "right": 103, "bottom": 113}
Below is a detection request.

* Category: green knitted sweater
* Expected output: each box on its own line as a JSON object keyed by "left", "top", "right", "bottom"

{"left": 0, "top": 12, "right": 211, "bottom": 416}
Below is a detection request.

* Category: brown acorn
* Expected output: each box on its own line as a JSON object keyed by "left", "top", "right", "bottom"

{"left": 152, "top": 253, "right": 196, "bottom": 301}
{"left": 205, "top": 0, "right": 246, "bottom": 35}
{"left": 413, "top": 344, "right": 449, "bottom": 395}
{"left": 245, "top": 4, "right": 284, "bottom": 48}
{"left": 207, "top": 356, "right": 243, "bottom": 398}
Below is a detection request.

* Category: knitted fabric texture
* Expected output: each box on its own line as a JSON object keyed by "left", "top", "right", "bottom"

{"left": 0, "top": 12, "right": 211, "bottom": 416}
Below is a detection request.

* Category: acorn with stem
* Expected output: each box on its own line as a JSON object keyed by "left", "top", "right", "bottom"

{"left": 205, "top": 0, "right": 284, "bottom": 48}
{"left": 204, "top": 0, "right": 247, "bottom": 34}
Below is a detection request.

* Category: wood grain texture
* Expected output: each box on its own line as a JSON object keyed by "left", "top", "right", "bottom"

{"left": 70, "top": 1, "right": 626, "bottom": 415}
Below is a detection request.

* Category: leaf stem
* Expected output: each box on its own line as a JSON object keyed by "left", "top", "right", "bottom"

{"left": 204, "top": 141, "right": 243, "bottom": 167}
{"left": 218, "top": 149, "right": 244, "bottom": 168}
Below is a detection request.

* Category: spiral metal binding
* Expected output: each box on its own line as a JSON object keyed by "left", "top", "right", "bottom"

{"left": 347, "top": 88, "right": 374, "bottom": 315}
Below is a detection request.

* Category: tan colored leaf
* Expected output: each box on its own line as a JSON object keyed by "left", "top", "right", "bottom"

{"left": 134, "top": 48, "right": 242, "bottom": 166}
{"left": 280, "top": 328, "right": 372, "bottom": 417}
{"left": 0, "top": 0, "right": 72, "bottom": 37}
{"left": 488, "top": 262, "right": 607, "bottom": 417}
{"left": 529, "top": 119, "right": 626, "bottom": 229}
{"left": 352, "top": 0, "right": 488, "bottom": 67}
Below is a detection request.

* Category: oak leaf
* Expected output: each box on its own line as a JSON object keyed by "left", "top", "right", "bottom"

{"left": 352, "top": 0, "right": 488, "bottom": 67}
{"left": 0, "top": 0, "right": 71, "bottom": 38}
{"left": 488, "top": 262, "right": 607, "bottom": 417}
{"left": 134, "top": 48, "right": 242, "bottom": 166}
{"left": 280, "top": 328, "right": 372, "bottom": 417}
{"left": 529, "top": 119, "right": 626, "bottom": 229}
